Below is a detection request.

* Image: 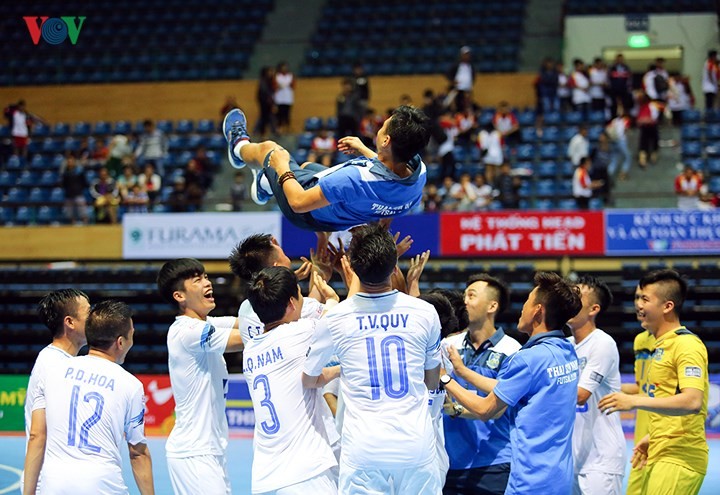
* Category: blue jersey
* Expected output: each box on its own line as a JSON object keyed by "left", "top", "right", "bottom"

{"left": 313, "top": 155, "right": 426, "bottom": 230}
{"left": 443, "top": 329, "right": 521, "bottom": 470}
{"left": 493, "top": 330, "right": 578, "bottom": 495}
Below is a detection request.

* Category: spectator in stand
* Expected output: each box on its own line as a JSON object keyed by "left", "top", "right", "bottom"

{"left": 447, "top": 46, "right": 476, "bottom": 110}
{"left": 567, "top": 125, "right": 590, "bottom": 166}
{"left": 608, "top": 53, "right": 634, "bottom": 118}
{"left": 607, "top": 112, "right": 632, "bottom": 181}
{"left": 183, "top": 157, "right": 206, "bottom": 211}
{"left": 254, "top": 67, "right": 278, "bottom": 138}
{"left": 138, "top": 162, "right": 161, "bottom": 210}
{"left": 451, "top": 172, "right": 479, "bottom": 212}
{"left": 359, "top": 109, "right": 380, "bottom": 148}
{"left": 351, "top": 62, "right": 370, "bottom": 111}
{"left": 537, "top": 57, "right": 559, "bottom": 114}
{"left": 438, "top": 176, "right": 459, "bottom": 211}
{"left": 135, "top": 119, "right": 168, "bottom": 175}
{"left": 668, "top": 73, "right": 695, "bottom": 127}
{"left": 643, "top": 59, "right": 670, "bottom": 103}
{"left": 7, "top": 100, "right": 32, "bottom": 161}
{"left": 636, "top": 94, "right": 661, "bottom": 169}
{"left": 167, "top": 177, "right": 188, "bottom": 212}
{"left": 189, "top": 145, "right": 213, "bottom": 190}
{"left": 675, "top": 164, "right": 703, "bottom": 210}
{"left": 591, "top": 132, "right": 613, "bottom": 206}
{"left": 570, "top": 59, "right": 591, "bottom": 117}
{"left": 589, "top": 57, "right": 609, "bottom": 114}
{"left": 106, "top": 133, "right": 134, "bottom": 178}
{"left": 438, "top": 108, "right": 458, "bottom": 180}
{"left": 557, "top": 62, "right": 572, "bottom": 113}
{"left": 702, "top": 50, "right": 719, "bottom": 110}
{"left": 478, "top": 122, "right": 504, "bottom": 184}
{"left": 117, "top": 164, "right": 139, "bottom": 200}
{"left": 90, "top": 166, "right": 120, "bottom": 224}
{"left": 124, "top": 183, "right": 150, "bottom": 214}
{"left": 220, "top": 95, "right": 239, "bottom": 118}
{"left": 60, "top": 153, "right": 89, "bottom": 225}
{"left": 573, "top": 156, "right": 603, "bottom": 210}
{"left": 422, "top": 183, "right": 442, "bottom": 212}
{"left": 274, "top": 61, "right": 295, "bottom": 134}
{"left": 336, "top": 78, "right": 363, "bottom": 139}
{"left": 90, "top": 136, "right": 110, "bottom": 167}
{"left": 307, "top": 128, "right": 337, "bottom": 167}
{"left": 455, "top": 101, "right": 477, "bottom": 160}
{"left": 494, "top": 162, "right": 521, "bottom": 209}
{"left": 230, "top": 171, "right": 247, "bottom": 211}
{"left": 492, "top": 101, "right": 520, "bottom": 147}
{"left": 473, "top": 173, "right": 494, "bottom": 210}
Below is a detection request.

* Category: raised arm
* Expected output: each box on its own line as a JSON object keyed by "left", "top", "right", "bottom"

{"left": 268, "top": 148, "right": 330, "bottom": 213}
{"left": 337, "top": 136, "right": 377, "bottom": 159}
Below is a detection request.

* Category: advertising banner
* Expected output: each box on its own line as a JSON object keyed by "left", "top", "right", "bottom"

{"left": 280, "top": 213, "right": 440, "bottom": 258}
{"left": 226, "top": 373, "right": 254, "bottom": 433}
{"left": 136, "top": 374, "right": 175, "bottom": 435}
{"left": 122, "top": 212, "right": 282, "bottom": 259}
{"left": 440, "top": 211, "right": 605, "bottom": 257}
{"left": 605, "top": 209, "right": 720, "bottom": 256}
{"left": 0, "top": 375, "right": 27, "bottom": 431}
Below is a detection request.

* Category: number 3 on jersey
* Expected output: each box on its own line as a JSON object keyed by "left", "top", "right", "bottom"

{"left": 366, "top": 335, "right": 409, "bottom": 400}
{"left": 253, "top": 374, "right": 280, "bottom": 434}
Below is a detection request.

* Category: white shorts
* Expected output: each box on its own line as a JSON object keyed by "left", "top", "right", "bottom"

{"left": 167, "top": 454, "right": 231, "bottom": 495}
{"left": 256, "top": 468, "right": 337, "bottom": 495}
{"left": 339, "top": 462, "right": 441, "bottom": 495}
{"left": 573, "top": 471, "right": 623, "bottom": 495}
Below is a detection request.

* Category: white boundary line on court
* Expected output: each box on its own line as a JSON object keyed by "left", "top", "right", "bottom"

{"left": 0, "top": 463, "right": 21, "bottom": 494}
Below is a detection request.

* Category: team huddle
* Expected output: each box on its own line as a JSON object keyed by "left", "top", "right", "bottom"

{"left": 20, "top": 223, "right": 709, "bottom": 495}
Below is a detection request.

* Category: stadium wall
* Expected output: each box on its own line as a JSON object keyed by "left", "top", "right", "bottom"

{"left": 0, "top": 74, "right": 537, "bottom": 127}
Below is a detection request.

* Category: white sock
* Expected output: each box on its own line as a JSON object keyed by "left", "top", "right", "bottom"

{"left": 259, "top": 173, "right": 273, "bottom": 195}
{"left": 233, "top": 140, "right": 249, "bottom": 158}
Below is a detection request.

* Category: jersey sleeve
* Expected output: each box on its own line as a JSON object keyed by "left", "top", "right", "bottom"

{"left": 178, "top": 319, "right": 232, "bottom": 355}
{"left": 493, "top": 352, "right": 532, "bottom": 407}
{"left": 675, "top": 336, "right": 708, "bottom": 392}
{"left": 303, "top": 319, "right": 335, "bottom": 377}
{"left": 578, "top": 337, "right": 619, "bottom": 395}
{"left": 125, "top": 380, "right": 147, "bottom": 446}
{"left": 317, "top": 166, "right": 362, "bottom": 205}
{"left": 29, "top": 372, "right": 47, "bottom": 412}
{"left": 425, "top": 310, "right": 442, "bottom": 370}
{"left": 207, "top": 315, "right": 237, "bottom": 329}
{"left": 302, "top": 297, "right": 325, "bottom": 320}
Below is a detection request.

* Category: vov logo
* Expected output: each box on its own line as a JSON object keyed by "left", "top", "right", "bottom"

{"left": 23, "top": 16, "right": 86, "bottom": 45}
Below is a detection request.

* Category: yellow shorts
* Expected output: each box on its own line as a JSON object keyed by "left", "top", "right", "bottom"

{"left": 625, "top": 465, "right": 647, "bottom": 495}
{"left": 642, "top": 461, "right": 705, "bottom": 495}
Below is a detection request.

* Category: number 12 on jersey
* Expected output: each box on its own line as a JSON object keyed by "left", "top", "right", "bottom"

{"left": 67, "top": 384, "right": 105, "bottom": 453}
{"left": 366, "top": 335, "right": 409, "bottom": 400}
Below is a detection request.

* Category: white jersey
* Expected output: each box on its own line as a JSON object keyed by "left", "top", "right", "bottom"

{"left": 166, "top": 315, "right": 235, "bottom": 458}
{"left": 243, "top": 319, "right": 337, "bottom": 493}
{"left": 238, "top": 297, "right": 324, "bottom": 344}
{"left": 570, "top": 329, "right": 627, "bottom": 475}
{"left": 429, "top": 388, "right": 449, "bottom": 484}
{"left": 38, "top": 355, "right": 146, "bottom": 495}
{"left": 23, "top": 345, "right": 72, "bottom": 492}
{"left": 306, "top": 290, "right": 442, "bottom": 470}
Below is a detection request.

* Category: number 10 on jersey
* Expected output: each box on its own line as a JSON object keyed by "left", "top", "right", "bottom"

{"left": 366, "top": 335, "right": 409, "bottom": 400}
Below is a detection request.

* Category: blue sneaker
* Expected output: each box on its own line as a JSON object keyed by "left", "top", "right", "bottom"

{"left": 222, "top": 109, "right": 250, "bottom": 169}
{"left": 250, "top": 168, "right": 272, "bottom": 205}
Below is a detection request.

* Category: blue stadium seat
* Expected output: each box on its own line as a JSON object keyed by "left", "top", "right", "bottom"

{"left": 516, "top": 144, "right": 535, "bottom": 161}
{"left": 52, "top": 122, "right": 70, "bottom": 137}
{"left": 557, "top": 182, "right": 573, "bottom": 196}
{"left": 196, "top": 119, "right": 214, "bottom": 133}
{"left": 325, "top": 116, "right": 338, "bottom": 131}
{"left": 168, "top": 135, "right": 187, "bottom": 151}
{"left": 681, "top": 124, "right": 702, "bottom": 141}
{"left": 521, "top": 127, "right": 537, "bottom": 142}
{"left": 42, "top": 138, "right": 63, "bottom": 154}
{"left": 518, "top": 110, "right": 536, "bottom": 126}
{"left": 14, "top": 206, "right": 33, "bottom": 225}
{"left": 6, "top": 155, "right": 22, "bottom": 170}
{"left": 535, "top": 198, "right": 554, "bottom": 210}
{"left": 297, "top": 133, "right": 314, "bottom": 149}
{"left": 49, "top": 187, "right": 64, "bottom": 202}
{"left": 0, "top": 206, "right": 12, "bottom": 224}
{"left": 588, "top": 126, "right": 604, "bottom": 141}
{"left": 33, "top": 123, "right": 49, "bottom": 137}
{"left": 30, "top": 154, "right": 47, "bottom": 170}
{"left": 205, "top": 135, "right": 225, "bottom": 151}
{"left": 17, "top": 171, "right": 37, "bottom": 187}
{"left": 156, "top": 120, "right": 173, "bottom": 133}
{"left": 0, "top": 171, "right": 16, "bottom": 187}
{"left": 94, "top": 121, "right": 112, "bottom": 135}
{"left": 564, "top": 111, "right": 583, "bottom": 125}
{"left": 589, "top": 198, "right": 604, "bottom": 209}
{"left": 707, "top": 159, "right": 720, "bottom": 174}
{"left": 64, "top": 138, "right": 80, "bottom": 153}
{"left": 304, "top": 117, "right": 322, "bottom": 132}
{"left": 710, "top": 176, "right": 720, "bottom": 192}
{"left": 705, "top": 109, "right": 720, "bottom": 123}
{"left": 543, "top": 111, "right": 561, "bottom": 125}
{"left": 114, "top": 121, "right": 132, "bottom": 134}
{"left": 683, "top": 109, "right": 701, "bottom": 123}
{"left": 536, "top": 180, "right": 556, "bottom": 196}
{"left": 558, "top": 198, "right": 577, "bottom": 210}
{"left": 187, "top": 134, "right": 204, "bottom": 149}
{"left": 682, "top": 141, "right": 702, "bottom": 158}
{"left": 176, "top": 120, "right": 194, "bottom": 133}
{"left": 706, "top": 124, "right": 720, "bottom": 140}
{"left": 537, "top": 161, "right": 556, "bottom": 178}
{"left": 73, "top": 122, "right": 91, "bottom": 136}
{"left": 293, "top": 148, "right": 309, "bottom": 164}
{"left": 7, "top": 188, "right": 27, "bottom": 202}
{"left": 36, "top": 206, "right": 60, "bottom": 224}
{"left": 27, "top": 187, "right": 47, "bottom": 203}
{"left": 539, "top": 143, "right": 560, "bottom": 160}
{"left": 541, "top": 126, "right": 560, "bottom": 142}
{"left": 588, "top": 111, "right": 605, "bottom": 124}
{"left": 39, "top": 170, "right": 59, "bottom": 186}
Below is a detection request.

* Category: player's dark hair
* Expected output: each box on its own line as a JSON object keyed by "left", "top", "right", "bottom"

{"left": 533, "top": 272, "right": 582, "bottom": 331}
{"left": 348, "top": 224, "right": 398, "bottom": 285}
{"left": 157, "top": 258, "right": 206, "bottom": 304}
{"left": 427, "top": 288, "right": 469, "bottom": 331}
{"left": 419, "top": 293, "right": 459, "bottom": 339}
{"left": 86, "top": 300, "right": 133, "bottom": 351}
{"left": 466, "top": 273, "right": 510, "bottom": 315}
{"left": 575, "top": 274, "right": 613, "bottom": 316}
{"left": 247, "top": 267, "right": 299, "bottom": 325}
{"left": 228, "top": 234, "right": 276, "bottom": 280}
{"left": 387, "top": 105, "right": 431, "bottom": 162}
{"left": 638, "top": 269, "right": 687, "bottom": 316}
{"left": 37, "top": 289, "right": 90, "bottom": 339}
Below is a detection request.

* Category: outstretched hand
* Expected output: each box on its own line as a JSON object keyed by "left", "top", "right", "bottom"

{"left": 393, "top": 232, "right": 414, "bottom": 257}
{"left": 295, "top": 258, "right": 312, "bottom": 281}
{"left": 406, "top": 250, "right": 429, "bottom": 297}
{"left": 337, "top": 136, "right": 366, "bottom": 155}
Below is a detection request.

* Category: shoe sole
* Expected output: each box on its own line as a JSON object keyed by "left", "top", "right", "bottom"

{"left": 250, "top": 168, "right": 269, "bottom": 205}
{"left": 222, "top": 110, "right": 246, "bottom": 170}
